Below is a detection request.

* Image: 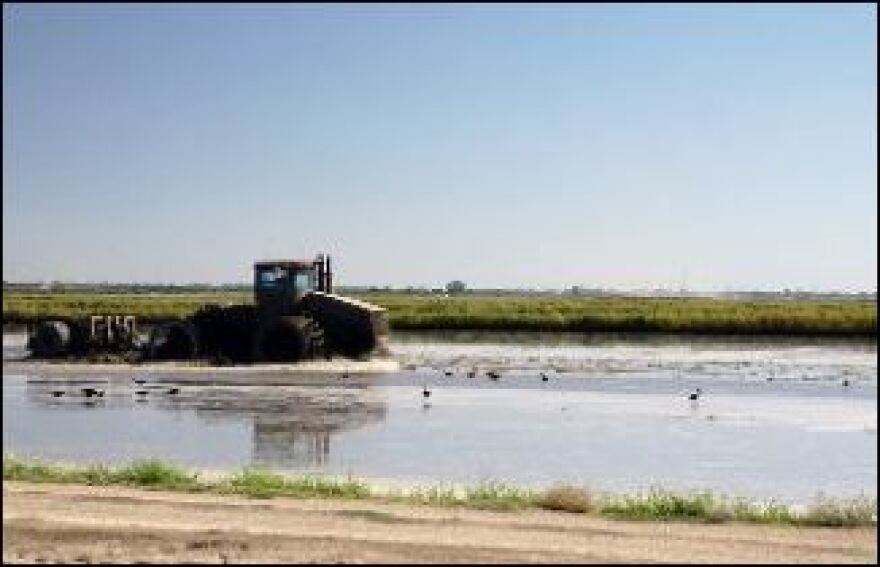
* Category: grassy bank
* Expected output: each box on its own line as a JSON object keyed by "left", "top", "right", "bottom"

{"left": 3, "top": 292, "right": 876, "bottom": 336}
{"left": 3, "top": 455, "right": 875, "bottom": 527}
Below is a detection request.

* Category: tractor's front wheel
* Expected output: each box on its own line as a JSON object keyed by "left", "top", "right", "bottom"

{"left": 252, "top": 316, "right": 323, "bottom": 363}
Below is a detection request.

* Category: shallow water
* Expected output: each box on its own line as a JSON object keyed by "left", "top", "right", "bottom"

{"left": 3, "top": 331, "right": 876, "bottom": 504}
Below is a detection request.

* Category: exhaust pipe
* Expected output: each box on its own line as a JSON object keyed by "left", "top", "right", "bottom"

{"left": 325, "top": 254, "right": 333, "bottom": 294}
{"left": 316, "top": 254, "right": 325, "bottom": 293}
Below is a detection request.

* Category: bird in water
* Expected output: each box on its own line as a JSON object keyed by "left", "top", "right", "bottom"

{"left": 466, "top": 369, "right": 476, "bottom": 379}
{"left": 167, "top": 387, "right": 180, "bottom": 395}
{"left": 132, "top": 377, "right": 146, "bottom": 385}
{"left": 842, "top": 378, "right": 851, "bottom": 387}
{"left": 422, "top": 385, "right": 431, "bottom": 399}
{"left": 688, "top": 388, "right": 703, "bottom": 401}
{"left": 487, "top": 370, "right": 501, "bottom": 381}
{"left": 541, "top": 372, "right": 549, "bottom": 382}
{"left": 51, "top": 390, "right": 64, "bottom": 398}
{"left": 443, "top": 370, "right": 453, "bottom": 377}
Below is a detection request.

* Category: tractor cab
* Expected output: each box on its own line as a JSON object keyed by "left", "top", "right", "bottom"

{"left": 253, "top": 255, "right": 333, "bottom": 319}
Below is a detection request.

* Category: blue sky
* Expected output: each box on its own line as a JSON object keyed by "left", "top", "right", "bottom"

{"left": 3, "top": 4, "right": 876, "bottom": 290}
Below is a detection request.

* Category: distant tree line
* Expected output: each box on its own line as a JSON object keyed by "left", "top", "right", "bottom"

{"left": 2, "top": 280, "right": 875, "bottom": 302}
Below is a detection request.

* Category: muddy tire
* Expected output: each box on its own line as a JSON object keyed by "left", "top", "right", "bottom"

{"left": 253, "top": 316, "right": 322, "bottom": 363}
{"left": 28, "top": 320, "right": 81, "bottom": 358}
{"left": 147, "top": 322, "right": 198, "bottom": 360}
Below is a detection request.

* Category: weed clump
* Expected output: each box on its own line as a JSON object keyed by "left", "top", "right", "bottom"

{"left": 535, "top": 485, "right": 594, "bottom": 513}
{"left": 600, "top": 489, "right": 725, "bottom": 522}
{"left": 224, "top": 468, "right": 370, "bottom": 499}
{"left": 463, "top": 482, "right": 533, "bottom": 511}
{"left": 3, "top": 456, "right": 75, "bottom": 484}
{"left": 404, "top": 482, "right": 533, "bottom": 511}
{"left": 114, "top": 459, "right": 200, "bottom": 489}
{"left": 800, "top": 494, "right": 877, "bottom": 527}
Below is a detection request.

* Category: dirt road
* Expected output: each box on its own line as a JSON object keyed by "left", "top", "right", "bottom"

{"left": 3, "top": 481, "right": 876, "bottom": 564}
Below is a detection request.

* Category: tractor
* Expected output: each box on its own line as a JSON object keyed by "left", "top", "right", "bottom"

{"left": 26, "top": 254, "right": 389, "bottom": 364}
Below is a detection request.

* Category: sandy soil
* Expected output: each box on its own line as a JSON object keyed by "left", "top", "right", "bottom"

{"left": 3, "top": 482, "right": 876, "bottom": 564}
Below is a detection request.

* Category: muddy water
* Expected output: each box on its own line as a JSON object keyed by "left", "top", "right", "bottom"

{"left": 3, "top": 331, "right": 876, "bottom": 504}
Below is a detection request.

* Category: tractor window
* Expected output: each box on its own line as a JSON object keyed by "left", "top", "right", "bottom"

{"left": 257, "top": 267, "right": 287, "bottom": 289}
{"left": 293, "top": 271, "right": 314, "bottom": 294}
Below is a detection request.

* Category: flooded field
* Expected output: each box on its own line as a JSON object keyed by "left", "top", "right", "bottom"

{"left": 3, "top": 330, "right": 876, "bottom": 505}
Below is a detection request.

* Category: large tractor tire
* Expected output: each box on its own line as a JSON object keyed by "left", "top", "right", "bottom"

{"left": 27, "top": 320, "right": 84, "bottom": 358}
{"left": 147, "top": 321, "right": 198, "bottom": 360}
{"left": 191, "top": 304, "right": 258, "bottom": 363}
{"left": 253, "top": 315, "right": 323, "bottom": 363}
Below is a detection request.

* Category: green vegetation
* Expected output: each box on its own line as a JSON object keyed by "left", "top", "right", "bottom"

{"left": 3, "top": 291, "right": 876, "bottom": 336}
{"left": 220, "top": 468, "right": 370, "bottom": 500}
{"left": 401, "top": 482, "right": 533, "bottom": 511}
{"left": 4, "top": 455, "right": 875, "bottom": 527}
{"left": 3, "top": 457, "right": 200, "bottom": 490}
{"left": 2, "top": 292, "right": 250, "bottom": 323}
{"left": 362, "top": 294, "right": 876, "bottom": 336}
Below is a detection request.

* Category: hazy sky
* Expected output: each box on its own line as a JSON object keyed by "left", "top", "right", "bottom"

{"left": 3, "top": 4, "right": 876, "bottom": 290}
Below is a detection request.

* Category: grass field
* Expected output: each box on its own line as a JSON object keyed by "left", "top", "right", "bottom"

{"left": 3, "top": 291, "right": 875, "bottom": 336}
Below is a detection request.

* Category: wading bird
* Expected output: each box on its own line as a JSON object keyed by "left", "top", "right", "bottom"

{"left": 688, "top": 388, "right": 703, "bottom": 401}
{"left": 541, "top": 372, "right": 549, "bottom": 382}
{"left": 422, "top": 385, "right": 431, "bottom": 399}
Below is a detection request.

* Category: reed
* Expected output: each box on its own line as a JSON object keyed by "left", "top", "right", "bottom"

{"left": 3, "top": 291, "right": 875, "bottom": 336}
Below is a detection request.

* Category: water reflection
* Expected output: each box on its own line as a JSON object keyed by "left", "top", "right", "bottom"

{"left": 22, "top": 379, "right": 387, "bottom": 468}
{"left": 253, "top": 420, "right": 331, "bottom": 466}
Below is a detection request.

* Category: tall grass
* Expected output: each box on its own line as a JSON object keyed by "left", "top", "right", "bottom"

{"left": 3, "top": 291, "right": 875, "bottom": 336}
{"left": 221, "top": 468, "right": 370, "bottom": 499}
{"left": 3, "top": 456, "right": 199, "bottom": 490}
{"left": 3, "top": 456, "right": 875, "bottom": 527}
{"left": 364, "top": 294, "right": 876, "bottom": 336}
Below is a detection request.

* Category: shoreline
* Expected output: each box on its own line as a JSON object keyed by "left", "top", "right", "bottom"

{"left": 4, "top": 455, "right": 876, "bottom": 528}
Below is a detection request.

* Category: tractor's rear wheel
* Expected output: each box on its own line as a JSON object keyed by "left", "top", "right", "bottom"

{"left": 28, "top": 320, "right": 83, "bottom": 358}
{"left": 147, "top": 321, "right": 198, "bottom": 360}
{"left": 253, "top": 315, "right": 324, "bottom": 363}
